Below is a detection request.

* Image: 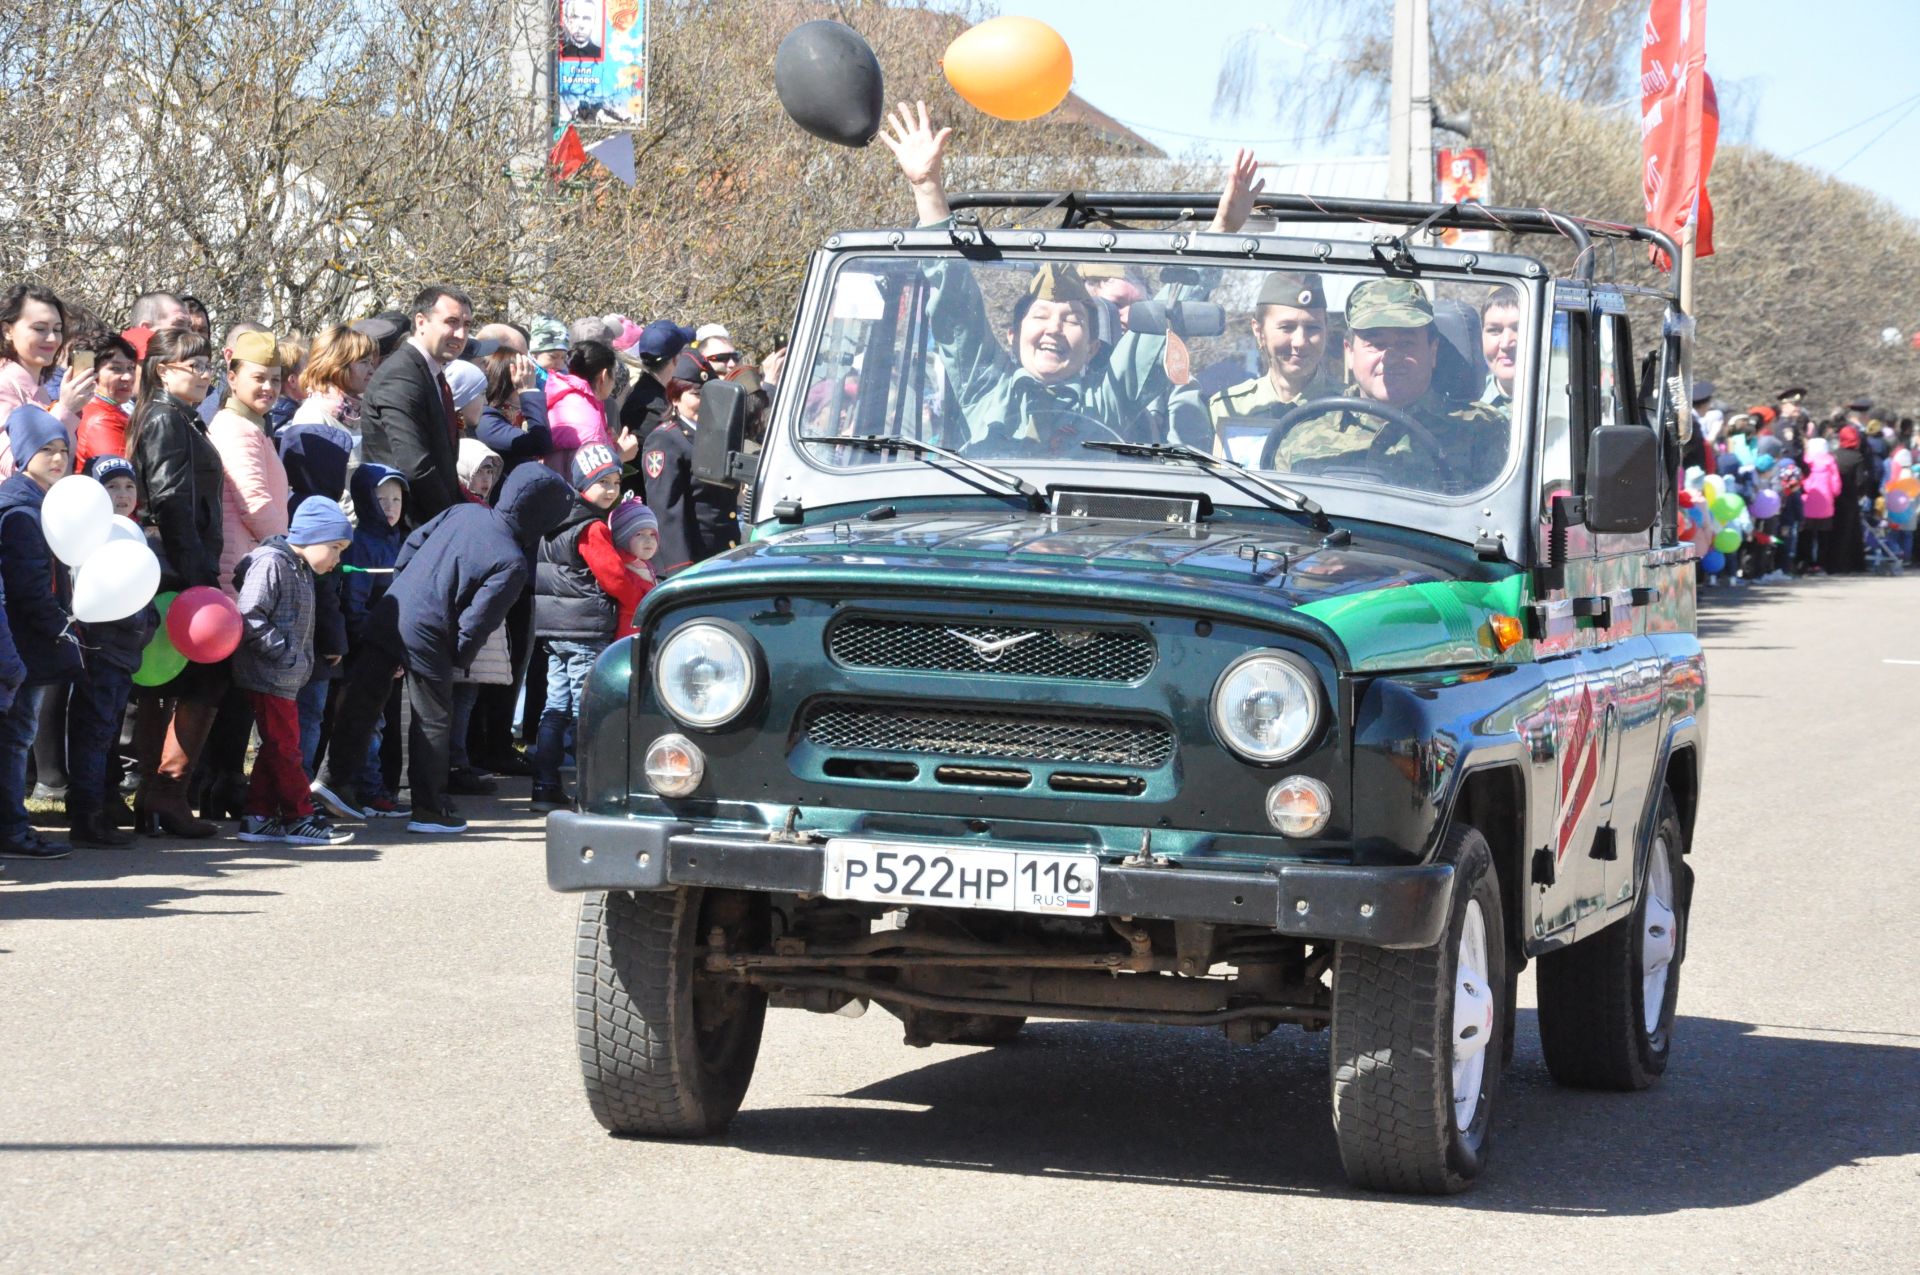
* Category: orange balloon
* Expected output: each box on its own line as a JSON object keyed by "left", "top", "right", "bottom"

{"left": 941, "top": 16, "right": 1073, "bottom": 121}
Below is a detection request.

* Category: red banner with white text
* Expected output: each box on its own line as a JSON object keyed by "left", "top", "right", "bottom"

{"left": 1641, "top": 0, "right": 1716, "bottom": 264}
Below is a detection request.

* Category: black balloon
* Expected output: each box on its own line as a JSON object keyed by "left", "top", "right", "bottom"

{"left": 774, "top": 20, "right": 885, "bottom": 148}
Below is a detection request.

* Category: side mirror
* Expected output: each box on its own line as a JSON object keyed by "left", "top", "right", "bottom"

{"left": 1585, "top": 424, "right": 1659, "bottom": 534}
{"left": 692, "top": 380, "right": 751, "bottom": 487}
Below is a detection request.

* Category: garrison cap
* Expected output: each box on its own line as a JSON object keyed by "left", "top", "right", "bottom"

{"left": 1345, "top": 278, "right": 1433, "bottom": 330}
{"left": 1256, "top": 271, "right": 1327, "bottom": 311}
{"left": 230, "top": 330, "right": 287, "bottom": 368}
{"left": 1025, "top": 264, "right": 1093, "bottom": 306}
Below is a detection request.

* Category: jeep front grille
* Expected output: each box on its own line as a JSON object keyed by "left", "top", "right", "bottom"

{"left": 803, "top": 701, "right": 1175, "bottom": 769}
{"left": 827, "top": 617, "right": 1154, "bottom": 682}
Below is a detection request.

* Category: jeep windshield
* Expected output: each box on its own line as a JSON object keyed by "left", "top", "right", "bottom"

{"left": 789, "top": 252, "right": 1530, "bottom": 506}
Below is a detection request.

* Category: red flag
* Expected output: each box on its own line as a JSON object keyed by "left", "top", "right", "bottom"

{"left": 549, "top": 125, "right": 588, "bottom": 182}
{"left": 1641, "top": 0, "right": 1715, "bottom": 265}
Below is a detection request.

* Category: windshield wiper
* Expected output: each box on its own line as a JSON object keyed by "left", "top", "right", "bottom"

{"left": 1082, "top": 441, "right": 1331, "bottom": 531}
{"left": 800, "top": 434, "right": 1042, "bottom": 507}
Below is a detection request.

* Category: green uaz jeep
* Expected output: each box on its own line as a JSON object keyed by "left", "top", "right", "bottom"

{"left": 547, "top": 191, "right": 1704, "bottom": 1194}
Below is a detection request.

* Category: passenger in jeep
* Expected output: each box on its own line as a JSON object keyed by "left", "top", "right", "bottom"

{"left": 879, "top": 100, "right": 1207, "bottom": 455}
{"left": 1270, "top": 279, "right": 1511, "bottom": 492}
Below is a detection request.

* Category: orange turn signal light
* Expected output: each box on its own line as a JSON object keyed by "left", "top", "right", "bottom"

{"left": 1489, "top": 613, "right": 1526, "bottom": 652}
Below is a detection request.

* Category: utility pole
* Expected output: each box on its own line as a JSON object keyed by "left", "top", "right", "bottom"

{"left": 1386, "top": 0, "right": 1433, "bottom": 205}
{"left": 506, "top": 0, "right": 556, "bottom": 315}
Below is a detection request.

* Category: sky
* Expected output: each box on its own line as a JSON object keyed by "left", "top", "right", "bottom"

{"left": 959, "top": 0, "right": 1920, "bottom": 219}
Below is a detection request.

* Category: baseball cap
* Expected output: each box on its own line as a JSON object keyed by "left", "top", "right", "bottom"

{"left": 570, "top": 443, "right": 620, "bottom": 493}
{"left": 635, "top": 320, "right": 696, "bottom": 360}
{"left": 1346, "top": 279, "right": 1434, "bottom": 329}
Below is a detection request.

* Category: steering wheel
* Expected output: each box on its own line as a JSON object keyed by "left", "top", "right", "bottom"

{"left": 1256, "top": 395, "right": 1460, "bottom": 487}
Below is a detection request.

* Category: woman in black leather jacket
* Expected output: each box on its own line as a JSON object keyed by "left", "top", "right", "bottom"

{"left": 125, "top": 327, "right": 226, "bottom": 837}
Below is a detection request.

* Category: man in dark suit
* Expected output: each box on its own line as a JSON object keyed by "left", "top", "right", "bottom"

{"left": 361, "top": 285, "right": 472, "bottom": 519}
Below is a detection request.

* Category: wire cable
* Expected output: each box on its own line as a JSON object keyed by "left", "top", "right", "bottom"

{"left": 1829, "top": 98, "right": 1920, "bottom": 176}
{"left": 1784, "top": 90, "right": 1920, "bottom": 158}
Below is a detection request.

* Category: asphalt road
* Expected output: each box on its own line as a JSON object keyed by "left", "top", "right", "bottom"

{"left": 4, "top": 575, "right": 1917, "bottom": 1272}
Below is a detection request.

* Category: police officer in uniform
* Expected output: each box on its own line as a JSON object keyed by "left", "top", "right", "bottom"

{"left": 1269, "top": 278, "right": 1509, "bottom": 493}
{"left": 1206, "top": 270, "right": 1337, "bottom": 457}
{"left": 641, "top": 353, "right": 738, "bottom": 575}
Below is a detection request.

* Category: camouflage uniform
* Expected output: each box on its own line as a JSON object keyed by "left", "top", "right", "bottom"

{"left": 1271, "top": 385, "right": 1510, "bottom": 492}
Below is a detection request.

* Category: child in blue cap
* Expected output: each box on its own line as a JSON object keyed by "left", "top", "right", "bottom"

{"left": 230, "top": 497, "right": 355, "bottom": 846}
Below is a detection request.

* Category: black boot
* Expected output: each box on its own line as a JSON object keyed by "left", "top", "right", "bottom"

{"left": 69, "top": 810, "right": 134, "bottom": 848}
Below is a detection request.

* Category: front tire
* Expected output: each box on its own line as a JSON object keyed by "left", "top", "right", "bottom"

{"left": 1330, "top": 824, "right": 1506, "bottom": 1194}
{"left": 1537, "top": 790, "right": 1691, "bottom": 1090}
{"left": 575, "top": 888, "right": 766, "bottom": 1136}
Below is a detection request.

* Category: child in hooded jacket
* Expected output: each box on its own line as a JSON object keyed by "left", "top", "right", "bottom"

{"left": 0, "top": 405, "right": 81, "bottom": 859}
{"left": 232, "top": 499, "right": 355, "bottom": 846}
{"left": 528, "top": 445, "right": 626, "bottom": 811}
{"left": 340, "top": 463, "right": 411, "bottom": 816}
{"left": 458, "top": 437, "right": 502, "bottom": 506}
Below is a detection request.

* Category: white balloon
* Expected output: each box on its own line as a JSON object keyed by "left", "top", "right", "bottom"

{"left": 106, "top": 515, "right": 145, "bottom": 545}
{"left": 71, "top": 540, "right": 161, "bottom": 624}
{"left": 41, "top": 475, "right": 114, "bottom": 567}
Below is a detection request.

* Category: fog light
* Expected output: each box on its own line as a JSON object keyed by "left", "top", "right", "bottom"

{"left": 1267, "top": 775, "right": 1332, "bottom": 838}
{"left": 644, "top": 733, "right": 706, "bottom": 797}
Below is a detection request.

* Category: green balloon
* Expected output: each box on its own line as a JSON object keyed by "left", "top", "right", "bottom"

{"left": 1711, "top": 494, "right": 1745, "bottom": 522}
{"left": 133, "top": 591, "right": 188, "bottom": 688}
{"left": 1712, "top": 527, "right": 1743, "bottom": 554}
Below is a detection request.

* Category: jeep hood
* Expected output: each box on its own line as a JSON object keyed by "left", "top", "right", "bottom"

{"left": 645, "top": 511, "right": 1531, "bottom": 672}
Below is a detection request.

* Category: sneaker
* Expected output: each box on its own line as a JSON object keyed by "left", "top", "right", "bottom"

{"left": 310, "top": 780, "right": 365, "bottom": 820}
{"left": 237, "top": 815, "right": 286, "bottom": 843}
{"left": 361, "top": 793, "right": 412, "bottom": 819}
{"left": 407, "top": 804, "right": 467, "bottom": 834}
{"left": 446, "top": 767, "right": 498, "bottom": 796}
{"left": 529, "top": 783, "right": 573, "bottom": 814}
{"left": 25, "top": 783, "right": 66, "bottom": 816}
{"left": 0, "top": 835, "right": 70, "bottom": 860}
{"left": 283, "top": 815, "right": 354, "bottom": 846}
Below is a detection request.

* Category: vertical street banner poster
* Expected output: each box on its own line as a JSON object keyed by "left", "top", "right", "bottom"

{"left": 1434, "top": 147, "right": 1493, "bottom": 250}
{"left": 556, "top": 0, "right": 647, "bottom": 126}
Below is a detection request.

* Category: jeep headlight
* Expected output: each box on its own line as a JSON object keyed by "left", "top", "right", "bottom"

{"left": 655, "top": 622, "right": 757, "bottom": 728}
{"left": 1211, "top": 650, "right": 1321, "bottom": 763}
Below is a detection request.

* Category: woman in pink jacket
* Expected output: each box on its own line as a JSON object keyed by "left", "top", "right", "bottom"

{"left": 207, "top": 331, "right": 292, "bottom": 595}
{"left": 544, "top": 338, "right": 636, "bottom": 478}
{"left": 0, "top": 284, "right": 96, "bottom": 477}
{"left": 1797, "top": 436, "right": 1841, "bottom": 574}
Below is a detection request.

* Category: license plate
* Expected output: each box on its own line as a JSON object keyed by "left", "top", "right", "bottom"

{"left": 822, "top": 839, "right": 1100, "bottom": 917}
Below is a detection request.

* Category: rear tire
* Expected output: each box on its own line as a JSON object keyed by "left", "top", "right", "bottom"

{"left": 1537, "top": 791, "right": 1690, "bottom": 1090}
{"left": 575, "top": 888, "right": 766, "bottom": 1136}
{"left": 1330, "top": 824, "right": 1505, "bottom": 1194}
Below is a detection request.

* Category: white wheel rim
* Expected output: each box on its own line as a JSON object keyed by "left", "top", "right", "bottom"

{"left": 1642, "top": 836, "right": 1678, "bottom": 1036}
{"left": 1452, "top": 898, "right": 1493, "bottom": 1129}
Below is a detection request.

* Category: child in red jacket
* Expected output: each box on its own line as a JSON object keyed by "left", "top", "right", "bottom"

{"left": 584, "top": 497, "right": 657, "bottom": 639}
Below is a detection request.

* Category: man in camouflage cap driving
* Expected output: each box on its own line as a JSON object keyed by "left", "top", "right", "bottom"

{"left": 1268, "top": 278, "right": 1509, "bottom": 492}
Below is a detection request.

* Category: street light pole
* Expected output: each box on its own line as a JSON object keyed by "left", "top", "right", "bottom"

{"left": 1387, "top": 0, "right": 1433, "bottom": 206}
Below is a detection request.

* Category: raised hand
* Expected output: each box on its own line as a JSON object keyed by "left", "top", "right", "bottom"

{"left": 878, "top": 100, "right": 953, "bottom": 224}
{"left": 56, "top": 365, "right": 97, "bottom": 418}
{"left": 1210, "top": 147, "right": 1266, "bottom": 234}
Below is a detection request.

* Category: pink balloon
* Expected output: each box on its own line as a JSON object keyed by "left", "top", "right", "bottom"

{"left": 1889, "top": 488, "right": 1914, "bottom": 515}
{"left": 166, "top": 585, "right": 243, "bottom": 663}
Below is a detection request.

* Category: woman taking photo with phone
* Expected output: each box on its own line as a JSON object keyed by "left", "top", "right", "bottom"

{"left": 0, "top": 284, "right": 96, "bottom": 477}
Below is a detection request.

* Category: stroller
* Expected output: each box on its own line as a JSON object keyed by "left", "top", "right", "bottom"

{"left": 1864, "top": 513, "right": 1906, "bottom": 575}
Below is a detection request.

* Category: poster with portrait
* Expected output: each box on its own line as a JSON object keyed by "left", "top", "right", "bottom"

{"left": 1434, "top": 147, "right": 1493, "bottom": 251}
{"left": 556, "top": 0, "right": 647, "bottom": 126}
